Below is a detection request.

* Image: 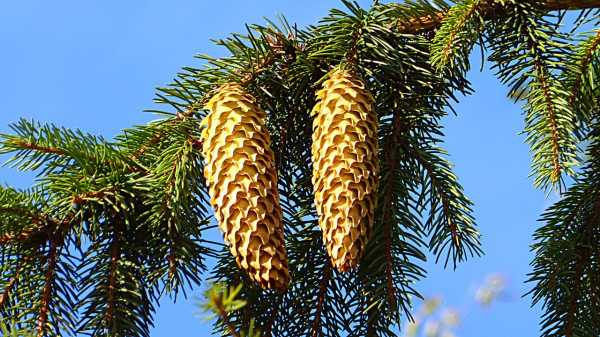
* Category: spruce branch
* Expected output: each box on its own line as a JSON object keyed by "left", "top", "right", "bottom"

{"left": 0, "top": 224, "right": 44, "bottom": 246}
{"left": 383, "top": 114, "right": 425, "bottom": 287}
{"left": 529, "top": 187, "right": 600, "bottom": 336}
{"left": 390, "top": 0, "right": 600, "bottom": 35}
{"left": 0, "top": 119, "right": 127, "bottom": 174}
{"left": 563, "top": 235, "right": 594, "bottom": 337}
{"left": 0, "top": 258, "right": 26, "bottom": 310}
{"left": 430, "top": 0, "right": 487, "bottom": 72}
{"left": 140, "top": 119, "right": 211, "bottom": 296}
{"left": 528, "top": 45, "right": 569, "bottom": 187}
{"left": 397, "top": 136, "right": 481, "bottom": 267}
{"left": 6, "top": 141, "right": 64, "bottom": 156}
{"left": 36, "top": 239, "right": 57, "bottom": 337}
{"left": 568, "top": 29, "right": 600, "bottom": 108}
{"left": 104, "top": 229, "right": 119, "bottom": 333}
{"left": 77, "top": 214, "right": 156, "bottom": 337}
{"left": 486, "top": 1, "right": 579, "bottom": 189}
{"left": 528, "top": 132, "right": 600, "bottom": 336}
{"left": 0, "top": 211, "right": 72, "bottom": 249}
{"left": 564, "top": 28, "right": 600, "bottom": 138}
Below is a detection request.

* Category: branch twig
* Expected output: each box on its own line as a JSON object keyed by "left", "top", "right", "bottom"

{"left": 37, "top": 239, "right": 58, "bottom": 337}
{"left": 310, "top": 262, "right": 332, "bottom": 337}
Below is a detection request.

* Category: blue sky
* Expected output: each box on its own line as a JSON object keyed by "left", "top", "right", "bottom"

{"left": 0, "top": 1, "right": 549, "bottom": 336}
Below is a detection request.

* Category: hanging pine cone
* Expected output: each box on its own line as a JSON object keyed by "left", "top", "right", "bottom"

{"left": 311, "top": 69, "right": 379, "bottom": 272}
{"left": 200, "top": 83, "right": 290, "bottom": 291}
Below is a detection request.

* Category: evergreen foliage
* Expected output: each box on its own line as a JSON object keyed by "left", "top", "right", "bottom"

{"left": 1, "top": 1, "right": 599, "bottom": 336}
{"left": 202, "top": 283, "right": 261, "bottom": 337}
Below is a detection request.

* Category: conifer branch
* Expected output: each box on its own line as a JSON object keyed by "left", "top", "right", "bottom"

{"left": 430, "top": 0, "right": 486, "bottom": 71}
{"left": 217, "top": 306, "right": 241, "bottom": 337}
{"left": 563, "top": 196, "right": 600, "bottom": 336}
{"left": 0, "top": 213, "right": 71, "bottom": 247}
{"left": 485, "top": 1, "right": 580, "bottom": 189}
{"left": 1, "top": 118, "right": 125, "bottom": 173}
{"left": 402, "top": 142, "right": 459, "bottom": 245}
{"left": 130, "top": 118, "right": 190, "bottom": 161}
{"left": 310, "top": 263, "right": 332, "bottom": 337}
{"left": 532, "top": 56, "right": 563, "bottom": 183}
{"left": 568, "top": 29, "right": 600, "bottom": 109}
{"left": 71, "top": 188, "right": 119, "bottom": 205}
{"left": 239, "top": 38, "right": 279, "bottom": 86}
{"left": 383, "top": 207, "right": 397, "bottom": 310}
{"left": 565, "top": 28, "right": 600, "bottom": 140}
{"left": 7, "top": 140, "right": 64, "bottom": 156}
{"left": 528, "top": 134, "right": 600, "bottom": 336}
{"left": 0, "top": 260, "right": 25, "bottom": 310}
{"left": 440, "top": 4, "right": 480, "bottom": 57}
{"left": 37, "top": 239, "right": 58, "bottom": 337}
{"left": 168, "top": 246, "right": 177, "bottom": 281}
{"left": 0, "top": 275, "right": 16, "bottom": 310}
{"left": 0, "top": 226, "right": 40, "bottom": 245}
{"left": 105, "top": 231, "right": 119, "bottom": 330}
{"left": 380, "top": 115, "right": 412, "bottom": 311}
{"left": 0, "top": 207, "right": 45, "bottom": 225}
{"left": 392, "top": 0, "right": 600, "bottom": 34}
{"left": 131, "top": 32, "right": 293, "bottom": 164}
{"left": 393, "top": 132, "right": 481, "bottom": 266}
{"left": 0, "top": 207, "right": 47, "bottom": 245}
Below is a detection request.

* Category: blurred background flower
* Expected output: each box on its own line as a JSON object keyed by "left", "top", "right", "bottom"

{"left": 403, "top": 273, "right": 509, "bottom": 337}
{"left": 475, "top": 274, "right": 507, "bottom": 307}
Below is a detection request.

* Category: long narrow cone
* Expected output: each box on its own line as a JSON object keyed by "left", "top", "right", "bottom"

{"left": 311, "top": 70, "right": 379, "bottom": 272}
{"left": 201, "top": 83, "right": 290, "bottom": 290}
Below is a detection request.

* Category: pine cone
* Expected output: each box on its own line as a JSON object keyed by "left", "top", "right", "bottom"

{"left": 201, "top": 83, "right": 290, "bottom": 290}
{"left": 311, "top": 70, "right": 379, "bottom": 272}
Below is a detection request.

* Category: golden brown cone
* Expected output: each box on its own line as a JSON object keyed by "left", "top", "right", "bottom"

{"left": 311, "top": 69, "right": 379, "bottom": 272}
{"left": 200, "top": 83, "right": 290, "bottom": 290}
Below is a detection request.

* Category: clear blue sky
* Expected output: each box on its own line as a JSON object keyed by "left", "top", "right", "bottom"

{"left": 0, "top": 1, "right": 548, "bottom": 336}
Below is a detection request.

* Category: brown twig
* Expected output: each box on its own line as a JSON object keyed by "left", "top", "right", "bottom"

{"left": 0, "top": 275, "right": 18, "bottom": 309}
{"left": 240, "top": 31, "right": 295, "bottom": 86}
{"left": 37, "top": 239, "right": 58, "bottom": 337}
{"left": 310, "top": 262, "right": 332, "bottom": 337}
{"left": 263, "top": 295, "right": 283, "bottom": 337}
{"left": 105, "top": 230, "right": 120, "bottom": 329}
{"left": 9, "top": 140, "right": 64, "bottom": 156}
{"left": 0, "top": 208, "right": 72, "bottom": 246}
{"left": 71, "top": 187, "right": 119, "bottom": 205}
{"left": 535, "top": 60, "right": 563, "bottom": 183}
{"left": 0, "top": 259, "right": 27, "bottom": 310}
{"left": 0, "top": 227, "right": 40, "bottom": 245}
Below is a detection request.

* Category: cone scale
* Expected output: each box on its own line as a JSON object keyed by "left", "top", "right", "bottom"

{"left": 311, "top": 69, "right": 379, "bottom": 272}
{"left": 201, "top": 83, "right": 290, "bottom": 291}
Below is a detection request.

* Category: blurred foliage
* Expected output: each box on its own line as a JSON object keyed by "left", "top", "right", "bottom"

{"left": 201, "top": 283, "right": 261, "bottom": 337}
{"left": 404, "top": 274, "right": 508, "bottom": 337}
{"left": 0, "top": 319, "right": 36, "bottom": 337}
